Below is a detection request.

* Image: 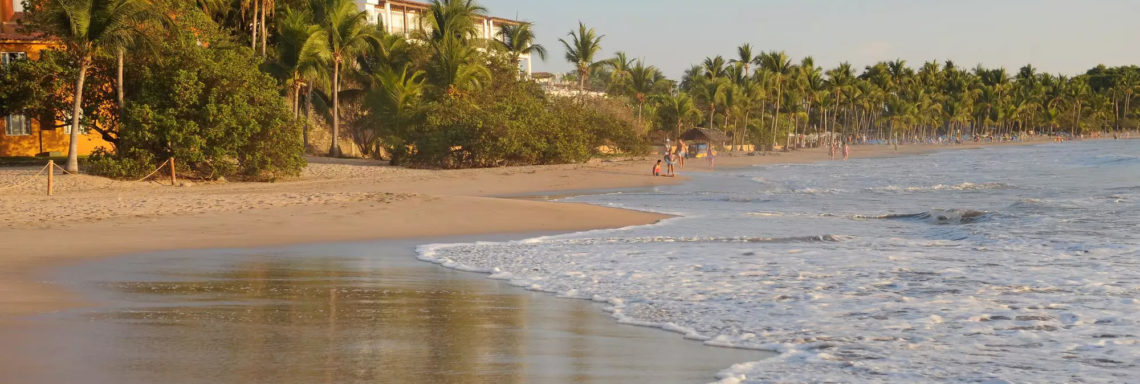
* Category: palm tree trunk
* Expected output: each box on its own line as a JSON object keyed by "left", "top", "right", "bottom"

{"left": 578, "top": 66, "right": 586, "bottom": 93}
{"left": 331, "top": 60, "right": 341, "bottom": 157}
{"left": 637, "top": 103, "right": 643, "bottom": 128}
{"left": 260, "top": 1, "right": 268, "bottom": 58}
{"left": 66, "top": 59, "right": 90, "bottom": 173}
{"left": 251, "top": 0, "right": 259, "bottom": 50}
{"left": 1073, "top": 102, "right": 1081, "bottom": 135}
{"left": 708, "top": 106, "right": 715, "bottom": 130}
{"left": 304, "top": 84, "right": 312, "bottom": 149}
{"left": 116, "top": 48, "right": 125, "bottom": 112}
{"left": 740, "top": 108, "right": 751, "bottom": 151}
{"left": 771, "top": 80, "right": 782, "bottom": 151}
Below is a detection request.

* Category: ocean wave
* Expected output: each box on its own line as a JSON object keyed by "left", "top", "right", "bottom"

{"left": 867, "top": 182, "right": 1012, "bottom": 193}
{"left": 850, "top": 209, "right": 990, "bottom": 224}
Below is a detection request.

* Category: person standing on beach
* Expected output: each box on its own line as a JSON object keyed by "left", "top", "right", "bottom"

{"left": 664, "top": 153, "right": 676, "bottom": 177}
{"left": 843, "top": 141, "right": 850, "bottom": 160}
{"left": 677, "top": 138, "right": 687, "bottom": 169}
{"left": 706, "top": 145, "right": 715, "bottom": 170}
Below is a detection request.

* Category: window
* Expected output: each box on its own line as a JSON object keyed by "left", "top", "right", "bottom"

{"left": 62, "top": 110, "right": 87, "bottom": 135}
{"left": 5, "top": 114, "right": 31, "bottom": 136}
{"left": 1, "top": 52, "right": 28, "bottom": 68}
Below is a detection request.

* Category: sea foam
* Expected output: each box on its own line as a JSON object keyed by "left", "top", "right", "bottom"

{"left": 417, "top": 141, "right": 1140, "bottom": 383}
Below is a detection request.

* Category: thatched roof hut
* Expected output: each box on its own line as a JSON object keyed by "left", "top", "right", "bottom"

{"left": 680, "top": 128, "right": 731, "bottom": 146}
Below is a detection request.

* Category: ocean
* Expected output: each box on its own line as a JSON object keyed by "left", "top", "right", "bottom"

{"left": 420, "top": 140, "right": 1140, "bottom": 383}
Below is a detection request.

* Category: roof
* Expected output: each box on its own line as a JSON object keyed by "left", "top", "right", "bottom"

{"left": 680, "top": 128, "right": 731, "bottom": 143}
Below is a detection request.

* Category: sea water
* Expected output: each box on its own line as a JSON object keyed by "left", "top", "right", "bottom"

{"left": 420, "top": 140, "right": 1140, "bottom": 383}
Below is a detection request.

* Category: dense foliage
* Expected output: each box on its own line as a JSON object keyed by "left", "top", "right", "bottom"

{"left": 10, "top": 0, "right": 1136, "bottom": 181}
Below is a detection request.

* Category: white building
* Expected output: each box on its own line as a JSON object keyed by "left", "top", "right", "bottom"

{"left": 353, "top": 0, "right": 533, "bottom": 76}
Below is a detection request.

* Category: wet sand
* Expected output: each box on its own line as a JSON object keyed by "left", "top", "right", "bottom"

{"left": 0, "top": 236, "right": 770, "bottom": 384}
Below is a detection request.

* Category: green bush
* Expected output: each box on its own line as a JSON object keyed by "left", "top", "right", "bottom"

{"left": 85, "top": 148, "right": 156, "bottom": 179}
{"left": 400, "top": 83, "right": 647, "bottom": 168}
{"left": 88, "top": 7, "right": 305, "bottom": 181}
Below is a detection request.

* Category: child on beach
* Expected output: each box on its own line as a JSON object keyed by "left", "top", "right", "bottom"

{"left": 843, "top": 142, "right": 850, "bottom": 160}
{"left": 652, "top": 160, "right": 662, "bottom": 176}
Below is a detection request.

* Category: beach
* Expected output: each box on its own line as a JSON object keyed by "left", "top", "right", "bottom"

{"left": 0, "top": 140, "right": 1055, "bottom": 318}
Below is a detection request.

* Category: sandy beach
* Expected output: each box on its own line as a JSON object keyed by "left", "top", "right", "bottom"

{"left": 0, "top": 140, "right": 1054, "bottom": 318}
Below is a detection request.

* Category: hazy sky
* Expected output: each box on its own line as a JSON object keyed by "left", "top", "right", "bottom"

{"left": 478, "top": 0, "right": 1140, "bottom": 79}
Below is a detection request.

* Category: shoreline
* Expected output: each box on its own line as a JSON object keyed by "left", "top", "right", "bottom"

{"left": 0, "top": 138, "right": 1066, "bottom": 318}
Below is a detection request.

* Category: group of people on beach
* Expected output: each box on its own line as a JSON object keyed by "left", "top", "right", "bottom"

{"left": 828, "top": 141, "right": 850, "bottom": 161}
{"left": 653, "top": 138, "right": 715, "bottom": 177}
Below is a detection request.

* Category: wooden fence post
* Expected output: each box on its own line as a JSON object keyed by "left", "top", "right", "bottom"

{"left": 169, "top": 157, "right": 177, "bottom": 186}
{"left": 47, "top": 160, "right": 54, "bottom": 196}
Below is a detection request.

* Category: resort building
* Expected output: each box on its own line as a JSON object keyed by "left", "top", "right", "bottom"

{"left": 0, "top": 0, "right": 112, "bottom": 157}
{"left": 353, "top": 0, "right": 533, "bottom": 76}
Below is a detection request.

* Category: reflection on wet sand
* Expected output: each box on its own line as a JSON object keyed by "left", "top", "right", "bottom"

{"left": 1, "top": 239, "right": 768, "bottom": 384}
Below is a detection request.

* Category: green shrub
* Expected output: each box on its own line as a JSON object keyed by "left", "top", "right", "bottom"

{"left": 84, "top": 148, "right": 156, "bottom": 179}
{"left": 87, "top": 7, "right": 305, "bottom": 181}
{"left": 400, "top": 85, "right": 648, "bottom": 168}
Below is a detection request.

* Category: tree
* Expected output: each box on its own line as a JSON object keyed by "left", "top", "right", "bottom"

{"left": 732, "top": 43, "right": 756, "bottom": 78}
{"left": 559, "top": 22, "right": 603, "bottom": 92}
{"left": 272, "top": 7, "right": 323, "bottom": 117}
{"left": 694, "top": 77, "right": 727, "bottom": 131}
{"left": 759, "top": 51, "right": 793, "bottom": 150}
{"left": 605, "top": 51, "right": 634, "bottom": 95}
{"left": 423, "top": 0, "right": 491, "bottom": 93}
{"left": 496, "top": 22, "right": 546, "bottom": 70}
{"left": 306, "top": 0, "right": 379, "bottom": 156}
{"left": 34, "top": 0, "right": 149, "bottom": 172}
{"left": 367, "top": 64, "right": 426, "bottom": 163}
{"left": 826, "top": 62, "right": 855, "bottom": 140}
{"left": 655, "top": 92, "right": 699, "bottom": 138}
{"left": 85, "top": 4, "right": 304, "bottom": 180}
{"left": 627, "top": 60, "right": 660, "bottom": 125}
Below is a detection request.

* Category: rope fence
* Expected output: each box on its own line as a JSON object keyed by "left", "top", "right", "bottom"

{"left": 0, "top": 158, "right": 177, "bottom": 196}
{"left": 0, "top": 163, "right": 52, "bottom": 192}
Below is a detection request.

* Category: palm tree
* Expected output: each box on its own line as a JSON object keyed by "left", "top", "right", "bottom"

{"left": 759, "top": 51, "right": 793, "bottom": 150}
{"left": 695, "top": 77, "right": 728, "bottom": 131}
{"left": 826, "top": 62, "right": 855, "bottom": 141}
{"left": 425, "top": 0, "right": 486, "bottom": 43}
{"left": 559, "top": 22, "right": 604, "bottom": 92}
{"left": 1065, "top": 77, "right": 1091, "bottom": 135}
{"left": 367, "top": 63, "right": 426, "bottom": 162}
{"left": 496, "top": 22, "right": 546, "bottom": 71}
{"left": 655, "top": 92, "right": 700, "bottom": 138}
{"left": 307, "top": 0, "right": 380, "bottom": 156}
{"left": 732, "top": 43, "right": 756, "bottom": 77}
{"left": 605, "top": 51, "right": 634, "bottom": 95}
{"left": 274, "top": 7, "right": 323, "bottom": 118}
{"left": 628, "top": 60, "right": 660, "bottom": 125}
{"left": 422, "top": 0, "right": 490, "bottom": 92}
{"left": 41, "top": 0, "right": 148, "bottom": 172}
{"left": 702, "top": 55, "right": 727, "bottom": 80}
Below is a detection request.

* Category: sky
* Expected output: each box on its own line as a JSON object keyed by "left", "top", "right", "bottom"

{"left": 477, "top": 0, "right": 1140, "bottom": 79}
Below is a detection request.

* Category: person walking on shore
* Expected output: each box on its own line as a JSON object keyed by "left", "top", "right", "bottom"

{"left": 842, "top": 141, "right": 850, "bottom": 160}
{"left": 706, "top": 145, "right": 715, "bottom": 170}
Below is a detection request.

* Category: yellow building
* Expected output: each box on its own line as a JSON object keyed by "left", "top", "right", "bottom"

{"left": 1, "top": 0, "right": 113, "bottom": 157}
